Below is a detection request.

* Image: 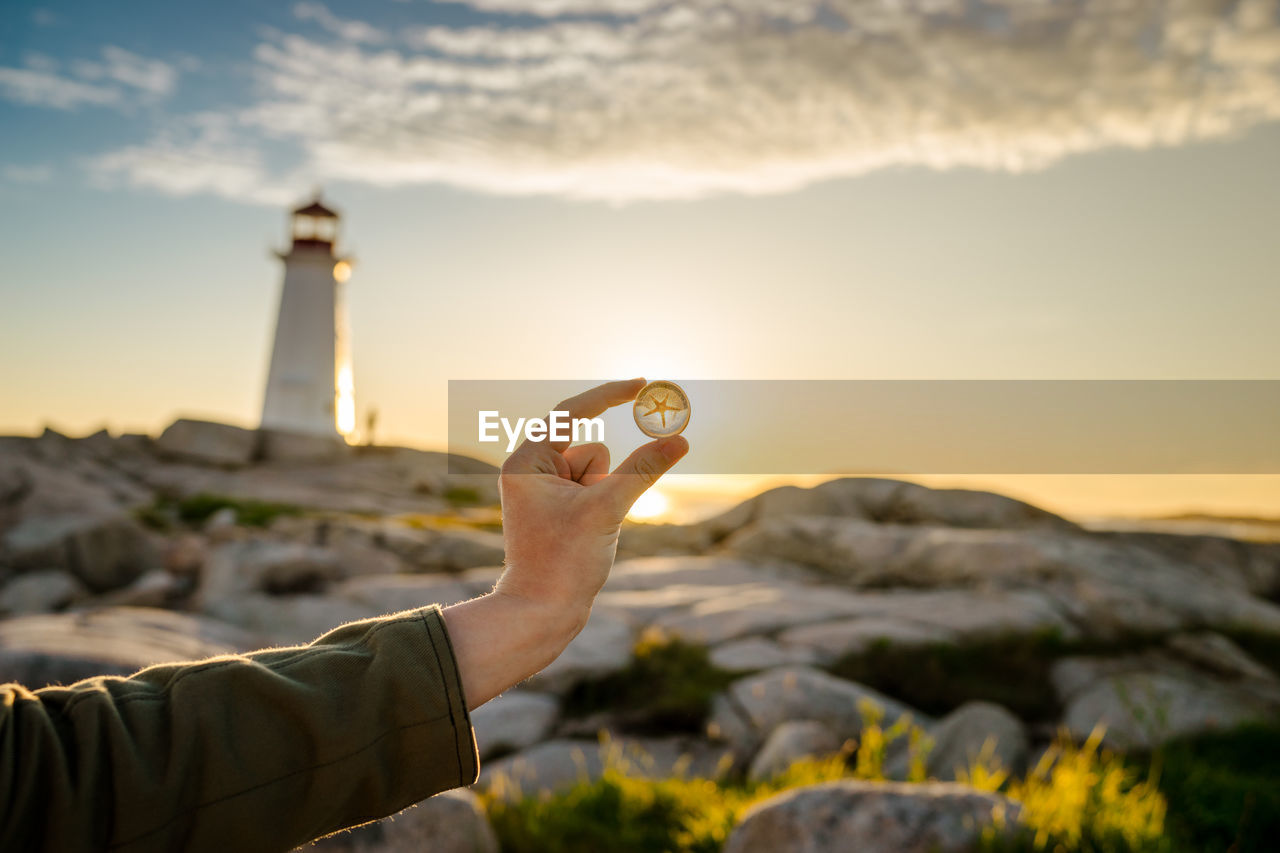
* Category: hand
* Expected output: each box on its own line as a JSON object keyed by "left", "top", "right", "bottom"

{"left": 443, "top": 379, "right": 689, "bottom": 709}
{"left": 495, "top": 378, "right": 689, "bottom": 627}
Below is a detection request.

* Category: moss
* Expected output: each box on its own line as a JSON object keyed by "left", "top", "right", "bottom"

{"left": 133, "top": 499, "right": 175, "bottom": 531}
{"left": 564, "top": 632, "right": 738, "bottom": 734}
{"left": 136, "top": 493, "right": 304, "bottom": 529}
{"left": 443, "top": 485, "right": 483, "bottom": 506}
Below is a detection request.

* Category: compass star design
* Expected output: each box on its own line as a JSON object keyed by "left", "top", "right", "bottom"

{"left": 642, "top": 392, "right": 683, "bottom": 428}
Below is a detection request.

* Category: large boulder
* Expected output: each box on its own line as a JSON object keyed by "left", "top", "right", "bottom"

{"left": 303, "top": 789, "right": 498, "bottom": 853}
{"left": 196, "top": 540, "right": 346, "bottom": 610}
{"left": 747, "top": 720, "right": 844, "bottom": 781}
{"left": 0, "top": 570, "right": 86, "bottom": 615}
{"left": 724, "top": 779, "right": 1019, "bottom": 853}
{"left": 336, "top": 574, "right": 481, "bottom": 615}
{"left": 471, "top": 691, "right": 560, "bottom": 760}
{"left": 2, "top": 512, "right": 158, "bottom": 592}
{"left": 776, "top": 589, "right": 1073, "bottom": 663}
{"left": 1052, "top": 633, "right": 1280, "bottom": 750}
{"left": 727, "top": 516, "right": 1280, "bottom": 639}
{"left": 259, "top": 429, "right": 350, "bottom": 463}
{"left": 0, "top": 607, "right": 259, "bottom": 687}
{"left": 701, "top": 477, "right": 1073, "bottom": 542}
{"left": 155, "top": 419, "right": 259, "bottom": 467}
{"left": 710, "top": 637, "right": 819, "bottom": 672}
{"left": 201, "top": 593, "right": 379, "bottom": 647}
{"left": 708, "top": 666, "right": 925, "bottom": 758}
{"left": 926, "top": 701, "right": 1029, "bottom": 781}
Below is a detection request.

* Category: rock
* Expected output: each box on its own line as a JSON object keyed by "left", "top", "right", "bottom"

{"left": 479, "top": 736, "right": 733, "bottom": 801}
{"left": 336, "top": 574, "right": 480, "bottom": 615}
{"left": 708, "top": 666, "right": 925, "bottom": 758}
{"left": 0, "top": 570, "right": 85, "bottom": 615}
{"left": 1052, "top": 646, "right": 1280, "bottom": 750}
{"left": 373, "top": 790, "right": 498, "bottom": 853}
{"left": 702, "top": 477, "right": 1073, "bottom": 541}
{"left": 480, "top": 739, "right": 604, "bottom": 800}
{"left": 203, "top": 593, "right": 378, "bottom": 647}
{"left": 1165, "top": 631, "right": 1279, "bottom": 683}
{"left": 203, "top": 507, "right": 239, "bottom": 536}
{"left": 412, "top": 528, "right": 506, "bottom": 573}
{"left": 3, "top": 512, "right": 157, "bottom": 592}
{"left": 617, "top": 522, "right": 714, "bottom": 557}
{"left": 259, "top": 429, "right": 350, "bottom": 463}
{"left": 0, "top": 607, "right": 259, "bottom": 687}
{"left": 0, "top": 459, "right": 31, "bottom": 505}
{"left": 162, "top": 533, "right": 209, "bottom": 576}
{"left": 650, "top": 582, "right": 874, "bottom": 646}
{"left": 96, "top": 568, "right": 184, "bottom": 609}
{"left": 526, "top": 610, "right": 634, "bottom": 694}
{"left": 724, "top": 779, "right": 1019, "bottom": 853}
{"left": 155, "top": 418, "right": 259, "bottom": 467}
{"left": 710, "top": 637, "right": 820, "bottom": 672}
{"left": 926, "top": 702, "right": 1029, "bottom": 781}
{"left": 604, "top": 556, "right": 795, "bottom": 592}
{"left": 727, "top": 515, "right": 1280, "bottom": 639}
{"left": 778, "top": 617, "right": 953, "bottom": 664}
{"left": 305, "top": 789, "right": 498, "bottom": 853}
{"left": 472, "top": 691, "right": 560, "bottom": 760}
{"left": 197, "top": 541, "right": 345, "bottom": 611}
{"left": 748, "top": 720, "right": 844, "bottom": 781}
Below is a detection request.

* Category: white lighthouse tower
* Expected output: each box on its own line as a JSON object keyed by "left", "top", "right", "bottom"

{"left": 260, "top": 195, "right": 355, "bottom": 440}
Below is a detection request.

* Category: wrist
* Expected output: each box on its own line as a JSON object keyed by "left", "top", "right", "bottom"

{"left": 489, "top": 585, "right": 590, "bottom": 649}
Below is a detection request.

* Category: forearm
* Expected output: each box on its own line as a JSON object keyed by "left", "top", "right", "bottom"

{"left": 0, "top": 607, "right": 477, "bottom": 853}
{"left": 442, "top": 591, "right": 587, "bottom": 709}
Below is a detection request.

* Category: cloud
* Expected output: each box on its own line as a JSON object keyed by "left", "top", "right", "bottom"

{"left": 0, "top": 66, "right": 120, "bottom": 110}
{"left": 74, "top": 46, "right": 179, "bottom": 97}
{"left": 0, "top": 47, "right": 180, "bottom": 110}
{"left": 88, "top": 113, "right": 296, "bottom": 205}
{"left": 293, "top": 2, "right": 387, "bottom": 44}
{"left": 94, "top": 0, "right": 1280, "bottom": 203}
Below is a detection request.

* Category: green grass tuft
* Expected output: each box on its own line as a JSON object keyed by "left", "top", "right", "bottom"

{"left": 137, "top": 493, "right": 303, "bottom": 529}
{"left": 565, "top": 631, "right": 738, "bottom": 733}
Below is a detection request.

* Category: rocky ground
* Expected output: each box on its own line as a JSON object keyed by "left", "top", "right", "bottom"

{"left": 2, "top": 420, "right": 1279, "bottom": 852}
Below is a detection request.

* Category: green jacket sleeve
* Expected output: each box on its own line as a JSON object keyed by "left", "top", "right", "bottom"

{"left": 0, "top": 605, "right": 480, "bottom": 853}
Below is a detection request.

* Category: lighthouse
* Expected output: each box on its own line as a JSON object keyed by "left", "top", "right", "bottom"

{"left": 260, "top": 195, "right": 355, "bottom": 440}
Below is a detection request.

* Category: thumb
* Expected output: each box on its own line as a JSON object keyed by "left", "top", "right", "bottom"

{"left": 599, "top": 436, "right": 689, "bottom": 515}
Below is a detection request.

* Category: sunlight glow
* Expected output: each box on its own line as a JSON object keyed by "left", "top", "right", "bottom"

{"left": 628, "top": 487, "right": 669, "bottom": 520}
{"left": 336, "top": 364, "right": 356, "bottom": 438}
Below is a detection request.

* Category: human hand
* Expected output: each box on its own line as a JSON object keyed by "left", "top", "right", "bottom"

{"left": 443, "top": 379, "right": 688, "bottom": 708}
{"left": 494, "top": 378, "right": 689, "bottom": 631}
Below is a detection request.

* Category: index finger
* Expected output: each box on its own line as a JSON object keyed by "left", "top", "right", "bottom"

{"left": 508, "top": 378, "right": 646, "bottom": 463}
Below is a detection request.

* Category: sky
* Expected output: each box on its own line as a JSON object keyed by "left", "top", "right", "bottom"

{"left": 2, "top": 0, "right": 1279, "bottom": 520}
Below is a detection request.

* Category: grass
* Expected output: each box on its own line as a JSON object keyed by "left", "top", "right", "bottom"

{"left": 135, "top": 493, "right": 303, "bottom": 530}
{"left": 564, "top": 631, "right": 738, "bottom": 734}
{"left": 1140, "top": 723, "right": 1280, "bottom": 852}
{"left": 482, "top": 717, "right": 1191, "bottom": 853}
{"left": 483, "top": 740, "right": 863, "bottom": 853}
